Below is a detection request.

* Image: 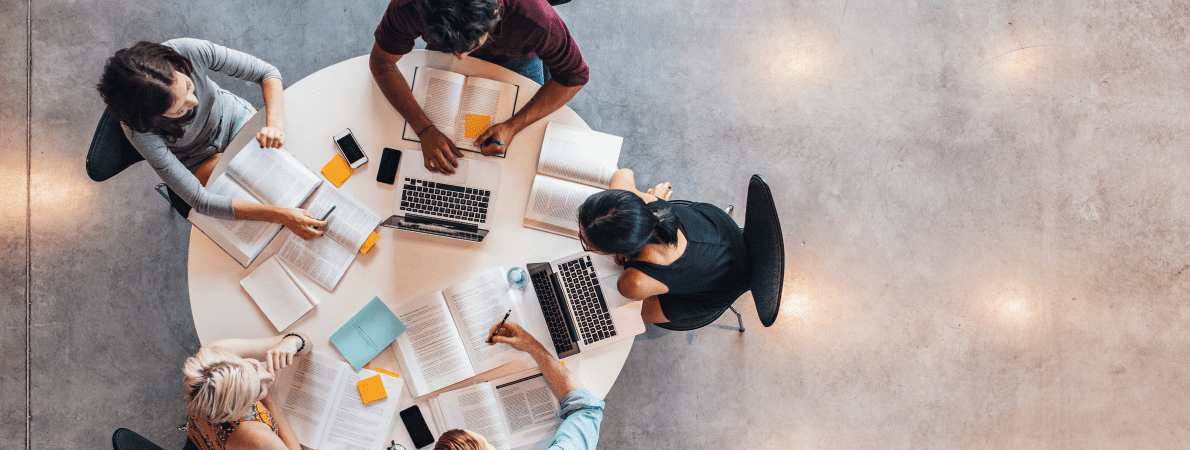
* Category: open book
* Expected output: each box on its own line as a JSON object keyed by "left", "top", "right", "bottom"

{"left": 273, "top": 351, "right": 405, "bottom": 450}
{"left": 428, "top": 369, "right": 562, "bottom": 450}
{"left": 390, "top": 268, "right": 526, "bottom": 397}
{"left": 239, "top": 255, "right": 318, "bottom": 332}
{"left": 277, "top": 185, "right": 382, "bottom": 290}
{"left": 402, "top": 67, "right": 520, "bottom": 153}
{"left": 523, "top": 122, "right": 624, "bottom": 238}
{"left": 189, "top": 141, "right": 323, "bottom": 266}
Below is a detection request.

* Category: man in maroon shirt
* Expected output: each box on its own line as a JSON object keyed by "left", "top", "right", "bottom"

{"left": 370, "top": 0, "right": 589, "bottom": 174}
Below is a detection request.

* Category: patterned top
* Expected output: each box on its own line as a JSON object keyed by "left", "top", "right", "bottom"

{"left": 186, "top": 401, "right": 278, "bottom": 450}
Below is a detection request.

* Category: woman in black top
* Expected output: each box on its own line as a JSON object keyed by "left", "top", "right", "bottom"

{"left": 577, "top": 169, "right": 748, "bottom": 323}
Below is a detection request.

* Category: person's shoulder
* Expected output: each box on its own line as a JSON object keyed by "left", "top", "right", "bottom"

{"left": 224, "top": 420, "right": 283, "bottom": 450}
{"left": 504, "top": 0, "right": 563, "bottom": 27}
{"left": 385, "top": 0, "right": 419, "bottom": 13}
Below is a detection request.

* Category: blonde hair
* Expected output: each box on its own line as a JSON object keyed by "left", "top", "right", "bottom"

{"left": 434, "top": 429, "right": 485, "bottom": 450}
{"left": 182, "top": 347, "right": 264, "bottom": 423}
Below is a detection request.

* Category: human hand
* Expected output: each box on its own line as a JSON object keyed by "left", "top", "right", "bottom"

{"left": 264, "top": 333, "right": 307, "bottom": 373}
{"left": 257, "top": 126, "right": 286, "bottom": 149}
{"left": 278, "top": 207, "right": 326, "bottom": 240}
{"left": 487, "top": 321, "right": 542, "bottom": 353}
{"left": 418, "top": 126, "right": 463, "bottom": 174}
{"left": 474, "top": 121, "right": 517, "bottom": 157}
{"left": 646, "top": 182, "right": 674, "bottom": 201}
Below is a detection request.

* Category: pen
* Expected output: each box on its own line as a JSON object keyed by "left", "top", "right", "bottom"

{"left": 487, "top": 310, "right": 512, "bottom": 344}
{"left": 483, "top": 137, "right": 505, "bottom": 147}
{"left": 315, "top": 205, "right": 337, "bottom": 229}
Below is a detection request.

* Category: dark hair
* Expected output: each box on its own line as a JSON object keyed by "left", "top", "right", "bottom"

{"left": 416, "top": 0, "right": 500, "bottom": 54}
{"left": 96, "top": 41, "right": 195, "bottom": 140}
{"left": 578, "top": 190, "right": 681, "bottom": 256}
{"left": 433, "top": 429, "right": 484, "bottom": 450}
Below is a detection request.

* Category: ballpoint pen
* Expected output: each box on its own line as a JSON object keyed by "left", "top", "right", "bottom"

{"left": 315, "top": 205, "right": 337, "bottom": 229}
{"left": 487, "top": 310, "right": 512, "bottom": 344}
{"left": 483, "top": 137, "right": 505, "bottom": 147}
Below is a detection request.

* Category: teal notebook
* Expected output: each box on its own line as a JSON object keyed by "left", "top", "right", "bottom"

{"left": 330, "top": 297, "right": 407, "bottom": 371}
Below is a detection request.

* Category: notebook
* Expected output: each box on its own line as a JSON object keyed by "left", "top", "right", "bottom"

{"left": 238, "top": 255, "right": 317, "bottom": 332}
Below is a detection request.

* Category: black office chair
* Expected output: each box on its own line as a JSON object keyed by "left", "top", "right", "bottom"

{"left": 86, "top": 108, "right": 191, "bottom": 218}
{"left": 654, "top": 175, "right": 785, "bottom": 332}
{"left": 111, "top": 428, "right": 200, "bottom": 450}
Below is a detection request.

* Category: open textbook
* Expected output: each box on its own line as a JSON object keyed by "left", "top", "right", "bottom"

{"left": 429, "top": 369, "right": 562, "bottom": 450}
{"left": 402, "top": 67, "right": 521, "bottom": 153}
{"left": 390, "top": 268, "right": 527, "bottom": 397}
{"left": 239, "top": 255, "right": 318, "bottom": 332}
{"left": 277, "top": 186, "right": 382, "bottom": 290}
{"left": 188, "top": 141, "right": 323, "bottom": 266}
{"left": 273, "top": 351, "right": 404, "bottom": 450}
{"left": 523, "top": 122, "right": 624, "bottom": 238}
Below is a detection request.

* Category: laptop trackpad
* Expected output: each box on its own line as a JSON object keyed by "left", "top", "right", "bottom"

{"left": 600, "top": 274, "right": 631, "bottom": 309}
{"left": 432, "top": 159, "right": 470, "bottom": 181}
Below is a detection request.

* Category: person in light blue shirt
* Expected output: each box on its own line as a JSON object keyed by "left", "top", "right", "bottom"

{"left": 431, "top": 321, "right": 603, "bottom": 450}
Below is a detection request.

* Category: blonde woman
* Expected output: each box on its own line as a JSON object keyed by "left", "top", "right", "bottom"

{"left": 182, "top": 333, "right": 310, "bottom": 450}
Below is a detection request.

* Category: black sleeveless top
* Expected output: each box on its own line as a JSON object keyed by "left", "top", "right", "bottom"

{"left": 623, "top": 200, "right": 748, "bottom": 321}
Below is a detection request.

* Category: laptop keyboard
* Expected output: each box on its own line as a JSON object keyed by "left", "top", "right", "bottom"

{"left": 531, "top": 269, "right": 578, "bottom": 358}
{"left": 559, "top": 256, "right": 617, "bottom": 345}
{"left": 400, "top": 178, "right": 490, "bottom": 223}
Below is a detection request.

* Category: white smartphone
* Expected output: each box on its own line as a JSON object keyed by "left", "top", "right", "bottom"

{"left": 333, "top": 128, "right": 369, "bottom": 169}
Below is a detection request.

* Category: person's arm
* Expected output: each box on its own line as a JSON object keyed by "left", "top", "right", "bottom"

{"left": 259, "top": 396, "right": 303, "bottom": 450}
{"left": 231, "top": 200, "right": 325, "bottom": 240}
{"left": 474, "top": 80, "right": 583, "bottom": 156}
{"left": 488, "top": 321, "right": 581, "bottom": 399}
{"left": 369, "top": 43, "right": 464, "bottom": 174}
{"left": 207, "top": 333, "right": 312, "bottom": 372}
{"left": 257, "top": 77, "right": 285, "bottom": 148}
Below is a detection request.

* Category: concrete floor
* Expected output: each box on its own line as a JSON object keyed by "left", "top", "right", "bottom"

{"left": 5, "top": 0, "right": 1190, "bottom": 448}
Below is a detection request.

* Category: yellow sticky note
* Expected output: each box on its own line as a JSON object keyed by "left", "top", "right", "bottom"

{"left": 321, "top": 154, "right": 355, "bottom": 188}
{"left": 374, "top": 367, "right": 401, "bottom": 378}
{"left": 357, "top": 375, "right": 388, "bottom": 404}
{"left": 359, "top": 231, "right": 380, "bottom": 254}
{"left": 464, "top": 114, "right": 491, "bottom": 139}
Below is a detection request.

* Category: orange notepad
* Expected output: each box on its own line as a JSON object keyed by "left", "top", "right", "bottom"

{"left": 321, "top": 154, "right": 354, "bottom": 188}
{"left": 356, "top": 374, "right": 388, "bottom": 404}
{"left": 464, "top": 114, "right": 491, "bottom": 139}
{"left": 359, "top": 232, "right": 380, "bottom": 254}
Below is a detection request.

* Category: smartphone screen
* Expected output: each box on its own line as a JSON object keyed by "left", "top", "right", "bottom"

{"left": 377, "top": 148, "right": 402, "bottom": 184}
{"left": 336, "top": 132, "right": 366, "bottom": 164}
{"left": 400, "top": 405, "right": 435, "bottom": 449}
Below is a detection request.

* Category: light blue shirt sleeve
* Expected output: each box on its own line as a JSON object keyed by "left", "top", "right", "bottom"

{"left": 123, "top": 124, "right": 237, "bottom": 219}
{"left": 548, "top": 389, "right": 604, "bottom": 450}
{"left": 165, "top": 38, "right": 282, "bottom": 83}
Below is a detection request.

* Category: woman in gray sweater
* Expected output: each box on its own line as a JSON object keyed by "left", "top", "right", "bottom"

{"left": 97, "top": 38, "right": 324, "bottom": 239}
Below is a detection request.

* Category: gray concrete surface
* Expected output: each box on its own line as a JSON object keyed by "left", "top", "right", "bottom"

{"left": 5, "top": 0, "right": 1190, "bottom": 448}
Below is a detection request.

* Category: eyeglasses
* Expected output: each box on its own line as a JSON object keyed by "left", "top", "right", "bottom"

{"left": 387, "top": 442, "right": 406, "bottom": 450}
{"left": 579, "top": 234, "right": 594, "bottom": 253}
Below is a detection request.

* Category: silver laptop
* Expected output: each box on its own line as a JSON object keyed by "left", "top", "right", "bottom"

{"left": 527, "top": 252, "right": 646, "bottom": 359}
{"left": 380, "top": 149, "right": 501, "bottom": 242}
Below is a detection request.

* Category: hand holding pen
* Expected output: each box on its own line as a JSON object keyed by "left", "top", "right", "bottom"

{"left": 487, "top": 310, "right": 512, "bottom": 344}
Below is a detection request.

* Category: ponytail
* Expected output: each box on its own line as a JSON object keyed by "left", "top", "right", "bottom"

{"left": 578, "top": 190, "right": 682, "bottom": 256}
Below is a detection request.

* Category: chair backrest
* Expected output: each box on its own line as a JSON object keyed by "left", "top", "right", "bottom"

{"left": 743, "top": 174, "right": 784, "bottom": 327}
{"left": 111, "top": 428, "right": 166, "bottom": 450}
{"left": 86, "top": 108, "right": 144, "bottom": 182}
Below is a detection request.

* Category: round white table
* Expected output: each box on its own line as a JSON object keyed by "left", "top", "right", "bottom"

{"left": 187, "top": 50, "right": 634, "bottom": 448}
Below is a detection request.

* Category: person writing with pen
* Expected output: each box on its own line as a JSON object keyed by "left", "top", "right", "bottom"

{"left": 369, "top": 0, "right": 590, "bottom": 174}
{"left": 431, "top": 319, "right": 604, "bottom": 450}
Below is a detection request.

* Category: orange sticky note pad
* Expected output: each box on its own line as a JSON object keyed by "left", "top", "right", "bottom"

{"left": 374, "top": 367, "right": 400, "bottom": 378}
{"left": 321, "top": 154, "right": 355, "bottom": 188}
{"left": 359, "top": 231, "right": 380, "bottom": 254}
{"left": 357, "top": 375, "right": 388, "bottom": 404}
{"left": 464, "top": 114, "right": 491, "bottom": 139}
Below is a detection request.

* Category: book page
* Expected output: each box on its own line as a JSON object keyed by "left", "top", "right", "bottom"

{"left": 317, "top": 369, "right": 404, "bottom": 450}
{"left": 537, "top": 121, "right": 623, "bottom": 188}
{"left": 226, "top": 141, "right": 321, "bottom": 207}
{"left": 239, "top": 256, "right": 315, "bottom": 332}
{"left": 404, "top": 67, "right": 467, "bottom": 141}
{"left": 304, "top": 186, "right": 382, "bottom": 251}
{"left": 391, "top": 291, "right": 476, "bottom": 397}
{"left": 442, "top": 268, "right": 523, "bottom": 374}
{"left": 494, "top": 372, "right": 561, "bottom": 449}
{"left": 273, "top": 352, "right": 347, "bottom": 448}
{"left": 202, "top": 176, "right": 275, "bottom": 245}
{"left": 452, "top": 76, "right": 518, "bottom": 151}
{"left": 523, "top": 174, "right": 603, "bottom": 239}
{"left": 276, "top": 232, "right": 356, "bottom": 290}
{"left": 437, "top": 383, "right": 510, "bottom": 450}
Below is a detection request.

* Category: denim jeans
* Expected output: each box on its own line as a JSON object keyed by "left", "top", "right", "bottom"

{"left": 495, "top": 57, "right": 551, "bottom": 85}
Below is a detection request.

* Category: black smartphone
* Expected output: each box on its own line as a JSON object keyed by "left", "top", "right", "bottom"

{"left": 377, "top": 147, "right": 402, "bottom": 185}
{"left": 400, "top": 405, "right": 435, "bottom": 449}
